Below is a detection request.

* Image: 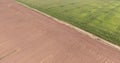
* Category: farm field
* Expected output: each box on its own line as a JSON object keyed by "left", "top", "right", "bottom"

{"left": 16, "top": 0, "right": 120, "bottom": 46}
{"left": 1, "top": 0, "right": 120, "bottom": 63}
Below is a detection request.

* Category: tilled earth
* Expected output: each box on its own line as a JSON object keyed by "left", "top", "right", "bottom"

{"left": 0, "top": 0, "right": 120, "bottom": 63}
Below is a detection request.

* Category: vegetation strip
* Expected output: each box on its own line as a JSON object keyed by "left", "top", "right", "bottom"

{"left": 16, "top": 0, "right": 120, "bottom": 46}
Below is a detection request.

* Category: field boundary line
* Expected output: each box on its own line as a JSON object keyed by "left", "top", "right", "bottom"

{"left": 16, "top": 1, "right": 120, "bottom": 51}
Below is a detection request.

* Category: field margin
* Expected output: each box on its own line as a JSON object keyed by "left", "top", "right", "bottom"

{"left": 16, "top": 0, "right": 120, "bottom": 51}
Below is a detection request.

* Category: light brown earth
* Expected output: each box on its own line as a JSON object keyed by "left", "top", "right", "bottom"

{"left": 0, "top": 0, "right": 120, "bottom": 63}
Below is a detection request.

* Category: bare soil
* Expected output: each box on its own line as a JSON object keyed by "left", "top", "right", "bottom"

{"left": 0, "top": 0, "right": 120, "bottom": 63}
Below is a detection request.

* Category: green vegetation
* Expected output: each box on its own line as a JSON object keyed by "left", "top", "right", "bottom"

{"left": 16, "top": 0, "right": 120, "bottom": 46}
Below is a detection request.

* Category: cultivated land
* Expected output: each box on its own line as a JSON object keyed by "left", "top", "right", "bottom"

{"left": 0, "top": 0, "right": 120, "bottom": 63}
{"left": 16, "top": 0, "right": 120, "bottom": 46}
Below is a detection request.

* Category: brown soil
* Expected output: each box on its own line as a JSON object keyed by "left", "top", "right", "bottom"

{"left": 0, "top": 0, "right": 120, "bottom": 63}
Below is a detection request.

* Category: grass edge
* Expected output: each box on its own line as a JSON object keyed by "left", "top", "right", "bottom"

{"left": 15, "top": 0, "right": 120, "bottom": 51}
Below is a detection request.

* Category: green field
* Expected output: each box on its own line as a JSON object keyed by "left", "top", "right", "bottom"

{"left": 16, "top": 0, "right": 120, "bottom": 46}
